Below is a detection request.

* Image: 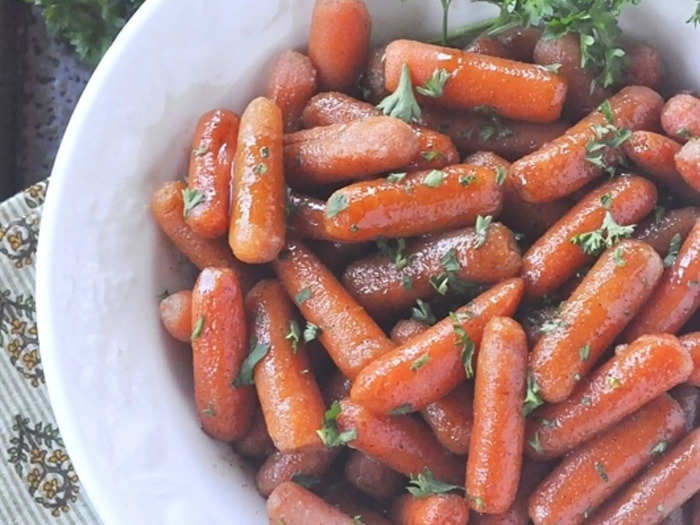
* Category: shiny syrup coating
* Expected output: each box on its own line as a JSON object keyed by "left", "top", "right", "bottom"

{"left": 392, "top": 493, "right": 470, "bottom": 525}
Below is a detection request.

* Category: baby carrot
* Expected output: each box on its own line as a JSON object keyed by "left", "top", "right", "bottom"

{"left": 246, "top": 280, "right": 326, "bottom": 452}
{"left": 510, "top": 86, "right": 663, "bottom": 203}
{"left": 496, "top": 26, "right": 542, "bottom": 62}
{"left": 635, "top": 207, "right": 700, "bottom": 256}
{"left": 151, "top": 181, "right": 256, "bottom": 291}
{"left": 229, "top": 97, "right": 286, "bottom": 263}
{"left": 256, "top": 447, "right": 338, "bottom": 497}
{"left": 422, "top": 383, "right": 474, "bottom": 456}
{"left": 622, "top": 41, "right": 664, "bottom": 90}
{"left": 308, "top": 0, "right": 370, "bottom": 91}
{"left": 321, "top": 485, "right": 394, "bottom": 525}
{"left": 267, "top": 481, "right": 357, "bottom": 525}
{"left": 350, "top": 278, "right": 524, "bottom": 415}
{"left": 530, "top": 240, "right": 664, "bottom": 403}
{"left": 184, "top": 109, "right": 238, "bottom": 238}
{"left": 529, "top": 394, "right": 686, "bottom": 525}
{"left": 266, "top": 50, "right": 318, "bottom": 132}
{"left": 680, "top": 332, "right": 700, "bottom": 387}
{"left": 159, "top": 290, "right": 192, "bottom": 342}
{"left": 407, "top": 126, "right": 460, "bottom": 171}
{"left": 675, "top": 138, "right": 700, "bottom": 192}
{"left": 335, "top": 398, "right": 462, "bottom": 484}
{"left": 661, "top": 93, "right": 700, "bottom": 143}
{"left": 392, "top": 494, "right": 470, "bottom": 525}
{"left": 623, "top": 131, "right": 700, "bottom": 204}
{"left": 272, "top": 239, "right": 394, "bottom": 379}
{"left": 391, "top": 319, "right": 430, "bottom": 345}
{"left": 235, "top": 405, "right": 274, "bottom": 459}
{"left": 284, "top": 116, "right": 419, "bottom": 187}
{"left": 587, "top": 428, "right": 700, "bottom": 525}
{"left": 344, "top": 451, "right": 405, "bottom": 501}
{"left": 384, "top": 40, "right": 567, "bottom": 123}
{"left": 621, "top": 218, "right": 700, "bottom": 341}
{"left": 525, "top": 334, "right": 693, "bottom": 459}
{"left": 287, "top": 191, "right": 333, "bottom": 241}
{"left": 191, "top": 268, "right": 254, "bottom": 441}
{"left": 342, "top": 223, "right": 521, "bottom": 318}
{"left": 466, "top": 34, "right": 512, "bottom": 58}
{"left": 464, "top": 151, "right": 569, "bottom": 240}
{"left": 323, "top": 164, "right": 502, "bottom": 242}
{"left": 422, "top": 108, "right": 569, "bottom": 161}
{"left": 467, "top": 317, "right": 528, "bottom": 514}
{"left": 521, "top": 175, "right": 657, "bottom": 300}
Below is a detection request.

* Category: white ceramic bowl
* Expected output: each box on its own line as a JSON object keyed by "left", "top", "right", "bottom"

{"left": 36, "top": 1, "right": 699, "bottom": 524}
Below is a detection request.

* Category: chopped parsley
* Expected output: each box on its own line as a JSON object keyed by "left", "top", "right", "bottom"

{"left": 376, "top": 238, "right": 410, "bottom": 271}
{"left": 411, "top": 354, "right": 430, "bottom": 372}
{"left": 181, "top": 188, "right": 205, "bottom": 217}
{"left": 407, "top": 468, "right": 462, "bottom": 498}
{"left": 412, "top": 299, "right": 437, "bottom": 325}
{"left": 474, "top": 215, "right": 493, "bottom": 248}
{"left": 423, "top": 170, "right": 447, "bottom": 187}
{"left": 233, "top": 337, "right": 271, "bottom": 387}
{"left": 190, "top": 315, "right": 205, "bottom": 341}
{"left": 416, "top": 68, "right": 451, "bottom": 98}
{"left": 386, "top": 172, "right": 408, "bottom": 183}
{"left": 664, "top": 233, "right": 682, "bottom": 267}
{"left": 326, "top": 193, "right": 349, "bottom": 218}
{"left": 303, "top": 322, "right": 321, "bottom": 343}
{"left": 316, "top": 401, "right": 356, "bottom": 447}
{"left": 390, "top": 403, "right": 414, "bottom": 415}
{"left": 285, "top": 320, "right": 301, "bottom": 352}
{"left": 579, "top": 343, "right": 591, "bottom": 361}
{"left": 523, "top": 371, "right": 544, "bottom": 417}
{"left": 295, "top": 287, "right": 312, "bottom": 305}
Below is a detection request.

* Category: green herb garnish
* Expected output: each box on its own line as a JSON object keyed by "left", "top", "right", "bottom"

{"left": 412, "top": 299, "right": 437, "bottom": 325}
{"left": 407, "top": 468, "right": 462, "bottom": 498}
{"left": 416, "top": 68, "right": 451, "bottom": 98}
{"left": 377, "top": 63, "right": 422, "bottom": 124}
{"left": 234, "top": 337, "right": 271, "bottom": 387}
{"left": 182, "top": 188, "right": 205, "bottom": 217}
{"left": 664, "top": 233, "right": 682, "bottom": 267}
{"left": 523, "top": 371, "right": 544, "bottom": 417}
{"left": 326, "top": 193, "right": 349, "bottom": 218}
{"left": 316, "top": 401, "right": 356, "bottom": 447}
{"left": 190, "top": 315, "right": 205, "bottom": 341}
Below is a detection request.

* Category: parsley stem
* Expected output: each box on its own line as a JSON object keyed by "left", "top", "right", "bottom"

{"left": 430, "top": 17, "right": 497, "bottom": 45}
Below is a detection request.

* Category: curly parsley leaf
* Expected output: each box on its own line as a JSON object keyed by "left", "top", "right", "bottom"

{"left": 182, "top": 188, "right": 205, "bottom": 217}
{"left": 378, "top": 63, "right": 422, "bottom": 124}
{"left": 416, "top": 68, "right": 451, "bottom": 98}
{"left": 316, "top": 401, "right": 356, "bottom": 447}
{"left": 407, "top": 468, "right": 463, "bottom": 498}
{"left": 571, "top": 195, "right": 635, "bottom": 255}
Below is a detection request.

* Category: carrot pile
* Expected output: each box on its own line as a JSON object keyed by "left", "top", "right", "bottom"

{"left": 152, "top": 1, "right": 700, "bottom": 524}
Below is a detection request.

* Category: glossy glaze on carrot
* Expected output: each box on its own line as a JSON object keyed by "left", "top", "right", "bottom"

{"left": 422, "top": 383, "right": 474, "bottom": 456}
{"left": 266, "top": 50, "right": 318, "bottom": 132}
{"left": 287, "top": 191, "right": 334, "bottom": 241}
{"left": 661, "top": 93, "right": 700, "bottom": 143}
{"left": 392, "top": 493, "right": 470, "bottom": 525}
{"left": 344, "top": 450, "right": 405, "bottom": 501}
{"left": 391, "top": 319, "right": 430, "bottom": 345}
{"left": 267, "top": 481, "right": 357, "bottom": 525}
{"left": 159, "top": 290, "right": 192, "bottom": 342}
{"left": 675, "top": 138, "right": 700, "bottom": 192}
{"left": 680, "top": 332, "right": 700, "bottom": 387}
{"left": 635, "top": 207, "right": 700, "bottom": 256}
{"left": 256, "top": 448, "right": 338, "bottom": 497}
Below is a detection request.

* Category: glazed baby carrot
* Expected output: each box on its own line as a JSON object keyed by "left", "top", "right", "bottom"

{"left": 635, "top": 207, "right": 700, "bottom": 256}
{"left": 467, "top": 317, "right": 528, "bottom": 514}
{"left": 510, "top": 86, "right": 663, "bottom": 203}
{"left": 391, "top": 319, "right": 430, "bottom": 345}
{"left": 587, "top": 428, "right": 700, "bottom": 525}
{"left": 235, "top": 405, "right": 274, "bottom": 459}
{"left": 525, "top": 334, "right": 693, "bottom": 459}
{"left": 661, "top": 93, "right": 700, "bottom": 142}
{"left": 495, "top": 26, "right": 543, "bottom": 62}
{"left": 191, "top": 268, "right": 254, "bottom": 441}
{"left": 622, "top": 131, "right": 700, "bottom": 203}
{"left": 266, "top": 50, "right": 318, "bottom": 132}
{"left": 335, "top": 398, "right": 462, "bottom": 484}
{"left": 350, "top": 278, "right": 524, "bottom": 415}
{"left": 159, "top": 290, "right": 192, "bottom": 342}
{"left": 287, "top": 191, "right": 333, "bottom": 241}
{"left": 323, "top": 164, "right": 502, "bottom": 242}
{"left": 466, "top": 35, "right": 512, "bottom": 58}
{"left": 342, "top": 223, "right": 521, "bottom": 317}
{"left": 521, "top": 175, "right": 657, "bottom": 299}
{"left": 267, "top": 481, "right": 358, "bottom": 525}
{"left": 151, "top": 181, "right": 257, "bottom": 291}
{"left": 272, "top": 239, "right": 394, "bottom": 379}
{"left": 621, "top": 219, "right": 700, "bottom": 341}
{"left": 422, "top": 383, "right": 473, "bottom": 456}
{"left": 529, "top": 394, "right": 686, "bottom": 525}
{"left": 184, "top": 109, "right": 238, "bottom": 238}
{"left": 301, "top": 92, "right": 458, "bottom": 170}
{"left": 530, "top": 240, "right": 663, "bottom": 403}
{"left": 464, "top": 151, "right": 569, "bottom": 240}
{"left": 308, "top": 240, "right": 372, "bottom": 274}
{"left": 229, "top": 97, "right": 286, "bottom": 263}
{"left": 422, "top": 108, "right": 569, "bottom": 161}
{"left": 256, "top": 448, "right": 338, "bottom": 497}
{"left": 360, "top": 45, "right": 389, "bottom": 104}
{"left": 384, "top": 40, "right": 567, "bottom": 123}
{"left": 344, "top": 450, "right": 404, "bottom": 501}
{"left": 321, "top": 484, "right": 394, "bottom": 525}
{"left": 284, "top": 116, "right": 419, "bottom": 187}
{"left": 675, "top": 138, "right": 700, "bottom": 191}
{"left": 680, "top": 332, "right": 700, "bottom": 387}
{"left": 246, "top": 280, "right": 326, "bottom": 452}
{"left": 622, "top": 41, "right": 664, "bottom": 89}
{"left": 392, "top": 494, "right": 469, "bottom": 525}
{"left": 308, "top": 0, "right": 370, "bottom": 91}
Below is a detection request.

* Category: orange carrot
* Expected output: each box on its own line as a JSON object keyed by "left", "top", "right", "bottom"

{"left": 495, "top": 26, "right": 543, "bottom": 62}
{"left": 267, "top": 50, "right": 318, "bottom": 132}
{"left": 675, "top": 138, "right": 700, "bottom": 192}
{"left": 350, "top": 278, "right": 524, "bottom": 415}
{"left": 246, "top": 280, "right": 326, "bottom": 452}
{"left": 323, "top": 164, "right": 502, "bottom": 242}
{"left": 308, "top": 0, "right": 371, "bottom": 91}
{"left": 407, "top": 126, "right": 460, "bottom": 171}
{"left": 267, "top": 481, "right": 357, "bottom": 525}
{"left": 284, "top": 116, "right": 419, "bottom": 187}
{"left": 621, "top": 218, "right": 700, "bottom": 341}
{"left": 466, "top": 35, "right": 512, "bottom": 58}
{"left": 635, "top": 207, "right": 700, "bottom": 256}
{"left": 191, "top": 267, "right": 254, "bottom": 441}
{"left": 159, "top": 290, "right": 192, "bottom": 342}
{"left": 256, "top": 448, "right": 338, "bottom": 497}
{"left": 510, "top": 86, "right": 663, "bottom": 203}
{"left": 360, "top": 45, "right": 389, "bottom": 104}
{"left": 321, "top": 484, "right": 394, "bottom": 525}
{"left": 521, "top": 175, "right": 657, "bottom": 300}
{"left": 467, "top": 317, "right": 527, "bottom": 514}
{"left": 272, "top": 239, "right": 394, "bottom": 379}
{"left": 422, "top": 383, "right": 473, "bottom": 456}
{"left": 384, "top": 39, "right": 567, "bottom": 123}
{"left": 287, "top": 191, "right": 334, "bottom": 241}
{"left": 661, "top": 93, "right": 700, "bottom": 143}
{"left": 530, "top": 240, "right": 663, "bottom": 403}
{"left": 335, "top": 398, "right": 462, "bottom": 484}
{"left": 392, "top": 493, "right": 470, "bottom": 525}
{"left": 529, "top": 394, "right": 686, "bottom": 525}
{"left": 344, "top": 450, "right": 405, "bottom": 501}
{"left": 342, "top": 223, "right": 521, "bottom": 318}
{"left": 184, "top": 109, "right": 238, "bottom": 238}
{"left": 229, "top": 97, "right": 286, "bottom": 263}
{"left": 525, "top": 334, "right": 693, "bottom": 459}
{"left": 391, "top": 319, "right": 430, "bottom": 345}
{"left": 680, "top": 332, "right": 700, "bottom": 387}
{"left": 587, "top": 428, "right": 700, "bottom": 525}
{"left": 622, "top": 41, "right": 664, "bottom": 90}
{"left": 235, "top": 405, "right": 274, "bottom": 459}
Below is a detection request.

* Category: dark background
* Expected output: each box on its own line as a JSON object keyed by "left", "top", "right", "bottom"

{"left": 0, "top": 0, "right": 91, "bottom": 201}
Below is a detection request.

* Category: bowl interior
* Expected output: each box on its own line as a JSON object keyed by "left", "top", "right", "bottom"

{"left": 36, "top": 1, "right": 698, "bottom": 524}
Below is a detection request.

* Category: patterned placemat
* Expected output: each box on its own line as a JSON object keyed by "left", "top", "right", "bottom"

{"left": 0, "top": 181, "right": 100, "bottom": 524}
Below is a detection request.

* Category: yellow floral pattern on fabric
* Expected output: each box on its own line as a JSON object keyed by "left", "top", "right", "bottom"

{"left": 0, "top": 291, "right": 43, "bottom": 386}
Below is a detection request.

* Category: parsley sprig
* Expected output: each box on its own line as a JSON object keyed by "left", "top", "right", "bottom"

{"left": 407, "top": 468, "right": 463, "bottom": 498}
{"left": 585, "top": 101, "right": 632, "bottom": 175}
{"left": 378, "top": 63, "right": 422, "bottom": 124}
{"left": 570, "top": 194, "right": 635, "bottom": 255}
{"left": 316, "top": 401, "right": 356, "bottom": 447}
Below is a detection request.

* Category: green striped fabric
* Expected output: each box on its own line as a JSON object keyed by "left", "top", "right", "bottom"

{"left": 0, "top": 181, "right": 100, "bottom": 524}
